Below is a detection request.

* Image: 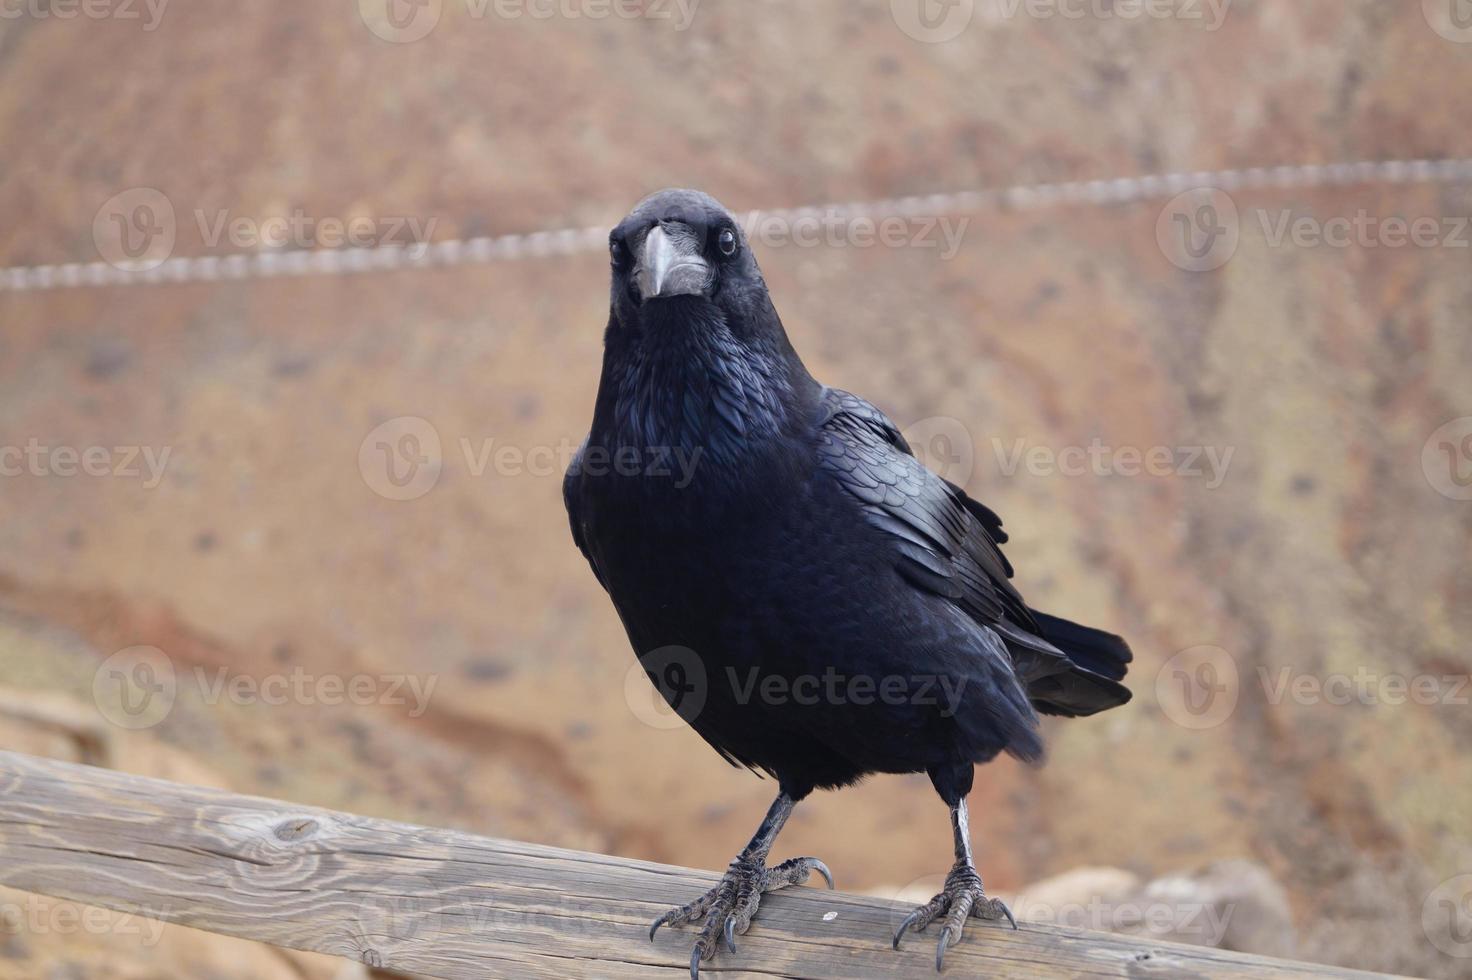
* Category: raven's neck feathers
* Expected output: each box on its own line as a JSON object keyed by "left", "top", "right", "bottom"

{"left": 591, "top": 300, "right": 816, "bottom": 484}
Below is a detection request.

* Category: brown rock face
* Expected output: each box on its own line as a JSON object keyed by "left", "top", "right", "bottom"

{"left": 1, "top": 2, "right": 1470, "bottom": 976}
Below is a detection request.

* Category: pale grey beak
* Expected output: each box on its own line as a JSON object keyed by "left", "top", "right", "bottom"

{"left": 635, "top": 224, "right": 711, "bottom": 300}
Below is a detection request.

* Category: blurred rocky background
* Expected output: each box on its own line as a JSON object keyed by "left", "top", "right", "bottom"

{"left": 1, "top": 1, "right": 1470, "bottom": 977}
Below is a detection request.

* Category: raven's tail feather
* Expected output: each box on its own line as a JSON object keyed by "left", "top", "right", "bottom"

{"left": 1033, "top": 612, "right": 1133, "bottom": 680}
{"left": 1026, "top": 612, "right": 1134, "bottom": 717}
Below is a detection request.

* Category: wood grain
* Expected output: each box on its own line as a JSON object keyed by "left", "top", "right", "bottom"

{"left": 0, "top": 751, "right": 1397, "bottom": 979}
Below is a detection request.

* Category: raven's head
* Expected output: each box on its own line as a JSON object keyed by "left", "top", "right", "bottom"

{"left": 594, "top": 189, "right": 816, "bottom": 474}
{"left": 606, "top": 189, "right": 779, "bottom": 344}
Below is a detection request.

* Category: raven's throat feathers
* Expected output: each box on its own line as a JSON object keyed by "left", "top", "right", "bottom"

{"left": 598, "top": 298, "right": 806, "bottom": 473}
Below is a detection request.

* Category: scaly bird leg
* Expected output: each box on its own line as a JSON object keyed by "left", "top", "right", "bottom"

{"left": 892, "top": 799, "right": 1017, "bottom": 971}
{"left": 649, "top": 791, "right": 834, "bottom": 978}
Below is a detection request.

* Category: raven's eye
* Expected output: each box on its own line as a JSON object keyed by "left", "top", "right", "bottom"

{"left": 610, "top": 239, "right": 625, "bottom": 265}
{"left": 717, "top": 228, "right": 739, "bottom": 257}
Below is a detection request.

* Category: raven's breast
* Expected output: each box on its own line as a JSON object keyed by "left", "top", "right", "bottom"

{"left": 585, "top": 471, "right": 975, "bottom": 792}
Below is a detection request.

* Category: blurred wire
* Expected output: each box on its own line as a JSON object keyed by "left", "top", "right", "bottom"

{"left": 5, "top": 157, "right": 1472, "bottom": 293}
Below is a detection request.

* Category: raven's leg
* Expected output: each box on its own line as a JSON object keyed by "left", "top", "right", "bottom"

{"left": 649, "top": 790, "right": 833, "bottom": 978}
{"left": 891, "top": 797, "right": 1017, "bottom": 971}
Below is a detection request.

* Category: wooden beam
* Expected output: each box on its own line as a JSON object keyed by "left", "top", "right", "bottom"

{"left": 0, "top": 751, "right": 1389, "bottom": 979}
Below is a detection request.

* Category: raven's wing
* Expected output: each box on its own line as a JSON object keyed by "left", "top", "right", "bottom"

{"left": 562, "top": 439, "right": 607, "bottom": 591}
{"left": 815, "top": 389, "right": 1046, "bottom": 654}
{"left": 814, "top": 387, "right": 1130, "bottom": 713}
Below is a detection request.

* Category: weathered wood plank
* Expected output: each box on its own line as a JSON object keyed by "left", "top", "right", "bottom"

{"left": 0, "top": 751, "right": 1397, "bottom": 979}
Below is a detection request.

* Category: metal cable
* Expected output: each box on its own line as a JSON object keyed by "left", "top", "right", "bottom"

{"left": 5, "top": 157, "right": 1472, "bottom": 293}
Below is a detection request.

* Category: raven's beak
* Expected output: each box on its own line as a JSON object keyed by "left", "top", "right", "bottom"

{"left": 635, "top": 224, "right": 711, "bottom": 300}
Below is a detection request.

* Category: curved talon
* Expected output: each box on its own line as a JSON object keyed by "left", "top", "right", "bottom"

{"left": 893, "top": 908, "right": 926, "bottom": 950}
{"left": 997, "top": 900, "right": 1017, "bottom": 930}
{"left": 934, "top": 926, "right": 955, "bottom": 972}
{"left": 650, "top": 913, "right": 670, "bottom": 943}
{"left": 652, "top": 851, "right": 834, "bottom": 972}
{"left": 895, "top": 863, "right": 1010, "bottom": 967}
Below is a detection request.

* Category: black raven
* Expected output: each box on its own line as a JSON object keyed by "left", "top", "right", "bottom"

{"left": 564, "top": 189, "right": 1133, "bottom": 975}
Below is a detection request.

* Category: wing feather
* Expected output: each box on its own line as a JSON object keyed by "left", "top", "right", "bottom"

{"left": 814, "top": 388, "right": 1039, "bottom": 635}
{"left": 814, "top": 388, "right": 1133, "bottom": 717}
{"left": 562, "top": 439, "right": 608, "bottom": 591}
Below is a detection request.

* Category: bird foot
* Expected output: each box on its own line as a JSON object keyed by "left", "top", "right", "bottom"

{"left": 649, "top": 854, "right": 834, "bottom": 978}
{"left": 892, "top": 861, "right": 1017, "bottom": 971}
